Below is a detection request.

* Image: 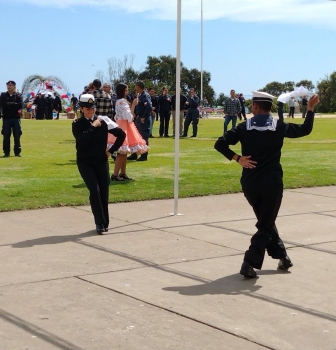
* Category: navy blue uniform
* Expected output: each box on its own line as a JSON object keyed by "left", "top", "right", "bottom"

{"left": 215, "top": 111, "right": 315, "bottom": 269}
{"left": 0, "top": 91, "right": 23, "bottom": 156}
{"left": 157, "top": 94, "right": 172, "bottom": 137}
{"left": 72, "top": 116, "right": 125, "bottom": 228}
{"left": 135, "top": 91, "right": 152, "bottom": 158}
{"left": 182, "top": 95, "right": 200, "bottom": 137}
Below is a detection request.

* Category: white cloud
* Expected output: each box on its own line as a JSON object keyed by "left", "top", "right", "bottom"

{"left": 7, "top": 0, "right": 336, "bottom": 29}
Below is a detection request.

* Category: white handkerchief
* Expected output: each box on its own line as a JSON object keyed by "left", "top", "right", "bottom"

{"left": 97, "top": 115, "right": 118, "bottom": 130}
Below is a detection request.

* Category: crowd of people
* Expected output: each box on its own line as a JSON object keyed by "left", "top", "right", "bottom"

{"left": 1, "top": 77, "right": 321, "bottom": 279}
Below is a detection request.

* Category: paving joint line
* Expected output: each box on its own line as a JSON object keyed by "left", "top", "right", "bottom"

{"left": 75, "top": 276, "right": 276, "bottom": 350}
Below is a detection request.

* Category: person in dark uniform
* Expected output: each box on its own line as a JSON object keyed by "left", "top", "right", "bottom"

{"left": 70, "top": 94, "right": 79, "bottom": 113}
{"left": 214, "top": 91, "right": 320, "bottom": 278}
{"left": 53, "top": 92, "right": 62, "bottom": 119}
{"left": 127, "top": 81, "right": 152, "bottom": 161}
{"left": 301, "top": 96, "right": 308, "bottom": 118}
{"left": 157, "top": 86, "right": 172, "bottom": 137}
{"left": 46, "top": 92, "right": 54, "bottom": 120}
{"left": 148, "top": 87, "right": 158, "bottom": 138}
{"left": 277, "top": 101, "right": 284, "bottom": 121}
{"left": 181, "top": 88, "right": 200, "bottom": 138}
{"left": 171, "top": 92, "right": 187, "bottom": 137}
{"left": 72, "top": 94, "right": 126, "bottom": 234}
{"left": 35, "top": 93, "right": 48, "bottom": 120}
{"left": 0, "top": 80, "right": 23, "bottom": 157}
{"left": 238, "top": 93, "right": 247, "bottom": 120}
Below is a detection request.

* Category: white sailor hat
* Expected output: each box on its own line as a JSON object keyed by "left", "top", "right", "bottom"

{"left": 252, "top": 91, "right": 275, "bottom": 103}
{"left": 79, "top": 94, "right": 96, "bottom": 108}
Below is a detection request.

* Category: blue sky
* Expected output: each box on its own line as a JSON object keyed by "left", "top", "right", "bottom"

{"left": 0, "top": 0, "right": 335, "bottom": 99}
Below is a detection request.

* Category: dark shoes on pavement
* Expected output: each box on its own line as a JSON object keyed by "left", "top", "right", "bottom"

{"left": 240, "top": 261, "right": 257, "bottom": 278}
{"left": 278, "top": 256, "right": 293, "bottom": 270}
{"left": 240, "top": 256, "right": 293, "bottom": 278}
{"left": 96, "top": 224, "right": 108, "bottom": 234}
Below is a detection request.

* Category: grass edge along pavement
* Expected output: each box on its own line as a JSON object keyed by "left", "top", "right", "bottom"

{"left": 0, "top": 116, "right": 335, "bottom": 212}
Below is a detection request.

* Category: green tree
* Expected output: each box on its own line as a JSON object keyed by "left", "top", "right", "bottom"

{"left": 284, "top": 81, "right": 295, "bottom": 92}
{"left": 295, "top": 79, "right": 315, "bottom": 91}
{"left": 216, "top": 93, "right": 228, "bottom": 106}
{"left": 260, "top": 81, "right": 286, "bottom": 96}
{"left": 139, "top": 55, "right": 216, "bottom": 105}
{"left": 316, "top": 72, "right": 336, "bottom": 113}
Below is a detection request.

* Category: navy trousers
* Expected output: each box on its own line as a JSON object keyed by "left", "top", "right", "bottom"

{"left": 2, "top": 118, "right": 22, "bottom": 155}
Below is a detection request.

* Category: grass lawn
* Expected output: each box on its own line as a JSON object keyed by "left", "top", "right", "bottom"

{"left": 0, "top": 116, "right": 335, "bottom": 212}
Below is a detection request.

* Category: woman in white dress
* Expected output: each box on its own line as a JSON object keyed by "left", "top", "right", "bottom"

{"left": 108, "top": 83, "right": 149, "bottom": 181}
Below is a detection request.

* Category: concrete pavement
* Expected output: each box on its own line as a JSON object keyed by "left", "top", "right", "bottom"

{"left": 0, "top": 186, "right": 335, "bottom": 349}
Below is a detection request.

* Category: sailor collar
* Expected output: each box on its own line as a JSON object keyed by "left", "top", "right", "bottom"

{"left": 246, "top": 114, "right": 277, "bottom": 131}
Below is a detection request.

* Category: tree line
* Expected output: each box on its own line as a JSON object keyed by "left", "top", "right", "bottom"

{"left": 96, "top": 55, "right": 336, "bottom": 112}
{"left": 95, "top": 54, "right": 215, "bottom": 105}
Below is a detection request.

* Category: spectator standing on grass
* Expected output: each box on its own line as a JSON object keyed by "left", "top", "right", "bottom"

{"left": 53, "top": 93, "right": 62, "bottom": 120}
{"left": 181, "top": 88, "right": 200, "bottom": 138}
{"left": 277, "top": 101, "right": 284, "bottom": 121}
{"left": 301, "top": 96, "right": 308, "bottom": 118}
{"left": 71, "top": 94, "right": 78, "bottom": 114}
{"left": 223, "top": 89, "right": 241, "bottom": 133}
{"left": 214, "top": 91, "right": 319, "bottom": 278}
{"left": 148, "top": 87, "right": 158, "bottom": 138}
{"left": 102, "top": 83, "right": 116, "bottom": 120}
{"left": 171, "top": 91, "right": 187, "bottom": 137}
{"left": 109, "top": 83, "right": 148, "bottom": 181}
{"left": 92, "top": 79, "right": 113, "bottom": 120}
{"left": 35, "top": 92, "right": 48, "bottom": 120}
{"left": 238, "top": 93, "right": 247, "bottom": 120}
{"left": 46, "top": 92, "right": 54, "bottom": 120}
{"left": 288, "top": 97, "right": 295, "bottom": 118}
{"left": 157, "top": 86, "right": 172, "bottom": 137}
{"left": 72, "top": 94, "right": 125, "bottom": 234}
{"left": 127, "top": 81, "right": 152, "bottom": 162}
{"left": 0, "top": 80, "right": 23, "bottom": 157}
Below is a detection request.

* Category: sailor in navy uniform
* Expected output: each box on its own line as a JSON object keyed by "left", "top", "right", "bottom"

{"left": 72, "top": 94, "right": 125, "bottom": 234}
{"left": 214, "top": 91, "right": 320, "bottom": 278}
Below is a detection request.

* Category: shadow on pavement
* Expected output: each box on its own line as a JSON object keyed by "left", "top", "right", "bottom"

{"left": 11, "top": 231, "right": 96, "bottom": 248}
{"left": 163, "top": 274, "right": 262, "bottom": 296}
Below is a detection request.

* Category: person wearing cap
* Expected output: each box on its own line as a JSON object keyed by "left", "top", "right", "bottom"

{"left": 214, "top": 91, "right": 320, "bottom": 278}
{"left": 0, "top": 81, "right": 23, "bottom": 157}
{"left": 72, "top": 94, "right": 126, "bottom": 234}
{"left": 223, "top": 89, "right": 241, "bottom": 133}
{"left": 181, "top": 88, "right": 200, "bottom": 138}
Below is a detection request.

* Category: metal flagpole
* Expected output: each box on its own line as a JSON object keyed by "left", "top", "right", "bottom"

{"left": 172, "top": 0, "right": 182, "bottom": 216}
{"left": 200, "top": 0, "right": 203, "bottom": 107}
